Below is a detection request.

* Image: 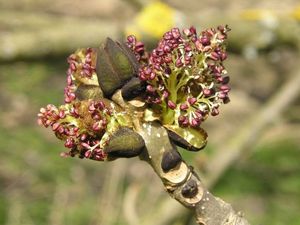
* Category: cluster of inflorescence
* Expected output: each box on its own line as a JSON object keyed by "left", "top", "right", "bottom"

{"left": 126, "top": 35, "right": 148, "bottom": 64}
{"left": 64, "top": 48, "right": 98, "bottom": 103}
{"left": 37, "top": 100, "right": 112, "bottom": 161}
{"left": 38, "top": 25, "right": 230, "bottom": 158}
{"left": 136, "top": 26, "right": 230, "bottom": 128}
{"left": 38, "top": 48, "right": 119, "bottom": 161}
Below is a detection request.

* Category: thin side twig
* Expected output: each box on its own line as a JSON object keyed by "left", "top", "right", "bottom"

{"left": 206, "top": 67, "right": 300, "bottom": 187}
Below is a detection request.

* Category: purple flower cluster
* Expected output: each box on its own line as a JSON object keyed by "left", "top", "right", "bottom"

{"left": 137, "top": 26, "right": 231, "bottom": 128}
{"left": 126, "top": 35, "right": 148, "bottom": 64}
{"left": 37, "top": 100, "right": 112, "bottom": 161}
{"left": 64, "top": 48, "right": 98, "bottom": 103}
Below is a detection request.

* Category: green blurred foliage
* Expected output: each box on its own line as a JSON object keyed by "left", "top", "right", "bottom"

{"left": 0, "top": 57, "right": 299, "bottom": 225}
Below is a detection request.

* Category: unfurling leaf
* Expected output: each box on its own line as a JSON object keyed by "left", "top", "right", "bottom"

{"left": 164, "top": 125, "right": 207, "bottom": 151}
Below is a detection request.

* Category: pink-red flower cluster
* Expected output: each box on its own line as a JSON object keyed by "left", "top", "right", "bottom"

{"left": 64, "top": 48, "right": 98, "bottom": 103}
{"left": 126, "top": 35, "right": 148, "bottom": 64}
{"left": 37, "top": 100, "right": 112, "bottom": 161}
{"left": 133, "top": 26, "right": 231, "bottom": 128}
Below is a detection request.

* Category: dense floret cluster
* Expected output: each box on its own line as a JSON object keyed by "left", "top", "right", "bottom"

{"left": 64, "top": 48, "right": 98, "bottom": 103}
{"left": 37, "top": 100, "right": 112, "bottom": 160}
{"left": 126, "top": 35, "right": 148, "bottom": 64}
{"left": 38, "top": 25, "right": 231, "bottom": 158}
{"left": 136, "top": 26, "right": 230, "bottom": 128}
{"left": 38, "top": 46, "right": 132, "bottom": 160}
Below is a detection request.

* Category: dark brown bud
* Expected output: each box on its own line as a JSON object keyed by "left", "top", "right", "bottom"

{"left": 121, "top": 77, "right": 146, "bottom": 100}
{"left": 181, "top": 179, "right": 198, "bottom": 198}
{"left": 161, "top": 150, "right": 182, "bottom": 172}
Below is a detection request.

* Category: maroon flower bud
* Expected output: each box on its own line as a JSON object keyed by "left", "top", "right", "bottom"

{"left": 149, "top": 72, "right": 156, "bottom": 80}
{"left": 180, "top": 103, "right": 189, "bottom": 111}
{"left": 52, "top": 122, "right": 60, "bottom": 131}
{"left": 59, "top": 110, "right": 66, "bottom": 119}
{"left": 175, "top": 58, "right": 183, "bottom": 68}
{"left": 88, "top": 103, "right": 96, "bottom": 112}
{"left": 164, "top": 56, "right": 172, "bottom": 63}
{"left": 127, "top": 35, "right": 136, "bottom": 44}
{"left": 195, "top": 40, "right": 202, "bottom": 51}
{"left": 65, "top": 138, "right": 74, "bottom": 148}
{"left": 70, "top": 63, "right": 76, "bottom": 71}
{"left": 183, "top": 28, "right": 191, "bottom": 36}
{"left": 200, "top": 35, "right": 211, "bottom": 46}
{"left": 210, "top": 51, "right": 220, "bottom": 61}
{"left": 95, "top": 101, "right": 105, "bottom": 110}
{"left": 58, "top": 126, "right": 65, "bottom": 134}
{"left": 184, "top": 55, "right": 191, "bottom": 65}
{"left": 203, "top": 88, "right": 211, "bottom": 96}
{"left": 194, "top": 110, "right": 203, "bottom": 120}
{"left": 135, "top": 41, "right": 144, "bottom": 49}
{"left": 167, "top": 100, "right": 176, "bottom": 109}
{"left": 184, "top": 44, "right": 192, "bottom": 52}
{"left": 146, "top": 85, "right": 155, "bottom": 93}
{"left": 85, "top": 150, "right": 92, "bottom": 158}
{"left": 100, "top": 118, "right": 108, "bottom": 127}
{"left": 190, "top": 26, "right": 197, "bottom": 35}
{"left": 163, "top": 45, "right": 171, "bottom": 53}
{"left": 80, "top": 133, "right": 87, "bottom": 141}
{"left": 162, "top": 90, "right": 169, "bottom": 99}
{"left": 178, "top": 115, "right": 189, "bottom": 127}
{"left": 171, "top": 28, "right": 181, "bottom": 39}
{"left": 178, "top": 115, "right": 186, "bottom": 123}
{"left": 45, "top": 120, "right": 52, "bottom": 126}
{"left": 191, "top": 118, "right": 200, "bottom": 127}
{"left": 81, "top": 142, "right": 91, "bottom": 149}
{"left": 211, "top": 107, "right": 219, "bottom": 116}
{"left": 220, "top": 84, "right": 230, "bottom": 93}
{"left": 92, "top": 114, "right": 100, "bottom": 120}
{"left": 220, "top": 52, "right": 227, "bottom": 61}
{"left": 92, "top": 122, "right": 101, "bottom": 131}
{"left": 163, "top": 32, "right": 172, "bottom": 40}
{"left": 188, "top": 97, "right": 197, "bottom": 105}
{"left": 218, "top": 92, "right": 227, "bottom": 99}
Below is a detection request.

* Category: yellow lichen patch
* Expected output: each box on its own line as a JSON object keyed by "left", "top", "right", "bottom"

{"left": 125, "top": 1, "right": 178, "bottom": 39}
{"left": 291, "top": 6, "right": 300, "bottom": 20}
{"left": 240, "top": 9, "right": 276, "bottom": 21}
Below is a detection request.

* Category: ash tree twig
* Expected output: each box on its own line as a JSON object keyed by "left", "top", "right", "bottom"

{"left": 137, "top": 122, "right": 250, "bottom": 225}
{"left": 37, "top": 26, "right": 251, "bottom": 224}
{"left": 141, "top": 65, "right": 300, "bottom": 225}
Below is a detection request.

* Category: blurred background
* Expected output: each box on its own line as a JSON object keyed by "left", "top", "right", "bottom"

{"left": 0, "top": 0, "right": 300, "bottom": 225}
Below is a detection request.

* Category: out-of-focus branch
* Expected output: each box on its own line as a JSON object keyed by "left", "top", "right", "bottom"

{"left": 1, "top": 10, "right": 300, "bottom": 61}
{"left": 0, "top": 11, "right": 119, "bottom": 61}
{"left": 121, "top": 0, "right": 144, "bottom": 10}
{"left": 123, "top": 184, "right": 140, "bottom": 225}
{"left": 206, "top": 66, "right": 300, "bottom": 187}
